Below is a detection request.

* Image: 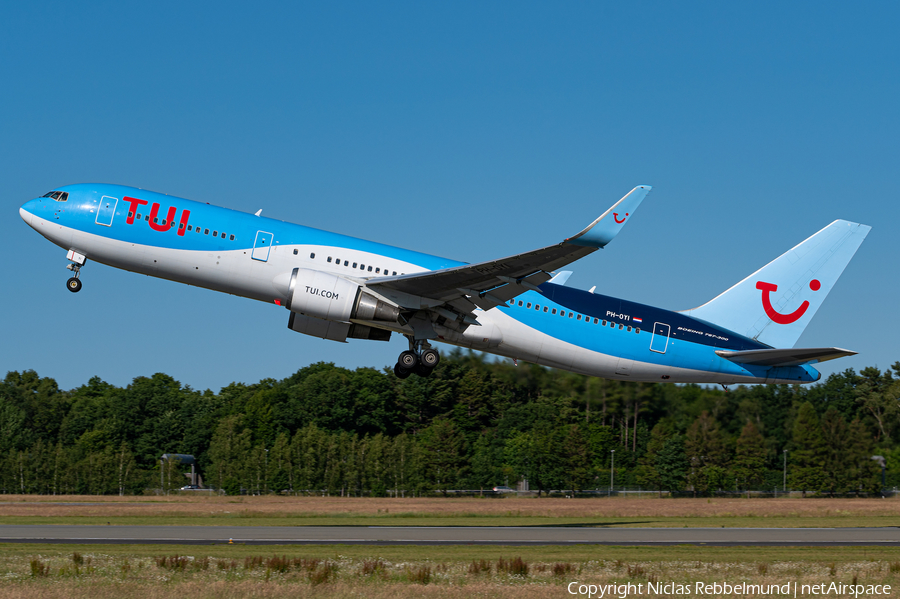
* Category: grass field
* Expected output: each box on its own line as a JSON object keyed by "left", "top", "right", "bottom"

{"left": 0, "top": 495, "right": 897, "bottom": 528}
{"left": 2, "top": 496, "right": 898, "bottom": 597}
{"left": 1, "top": 543, "right": 898, "bottom": 598}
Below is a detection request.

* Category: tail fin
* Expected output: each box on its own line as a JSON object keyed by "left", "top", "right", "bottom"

{"left": 681, "top": 220, "right": 871, "bottom": 348}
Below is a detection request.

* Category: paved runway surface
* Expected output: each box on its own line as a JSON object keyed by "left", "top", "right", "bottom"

{"left": 1, "top": 525, "right": 898, "bottom": 545}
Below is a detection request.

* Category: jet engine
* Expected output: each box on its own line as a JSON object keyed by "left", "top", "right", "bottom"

{"left": 274, "top": 268, "right": 400, "bottom": 324}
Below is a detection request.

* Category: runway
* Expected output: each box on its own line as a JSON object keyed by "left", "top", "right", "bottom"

{"left": 1, "top": 525, "right": 898, "bottom": 546}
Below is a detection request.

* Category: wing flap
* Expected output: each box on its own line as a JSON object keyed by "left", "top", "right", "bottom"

{"left": 715, "top": 347, "right": 857, "bottom": 367}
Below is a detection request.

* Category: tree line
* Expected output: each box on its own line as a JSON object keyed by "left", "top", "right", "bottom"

{"left": 1, "top": 352, "right": 897, "bottom": 496}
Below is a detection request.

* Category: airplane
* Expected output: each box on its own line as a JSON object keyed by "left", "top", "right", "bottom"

{"left": 19, "top": 184, "right": 870, "bottom": 385}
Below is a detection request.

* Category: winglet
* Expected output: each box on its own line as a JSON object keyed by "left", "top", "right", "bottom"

{"left": 566, "top": 185, "right": 651, "bottom": 248}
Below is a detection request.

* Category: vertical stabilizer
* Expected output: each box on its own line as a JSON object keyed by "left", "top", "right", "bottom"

{"left": 681, "top": 220, "right": 870, "bottom": 348}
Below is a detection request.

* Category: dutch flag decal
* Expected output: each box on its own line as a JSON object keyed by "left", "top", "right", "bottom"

{"left": 633, "top": 317, "right": 643, "bottom": 324}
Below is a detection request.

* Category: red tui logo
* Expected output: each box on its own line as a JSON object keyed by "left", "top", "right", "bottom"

{"left": 756, "top": 279, "right": 820, "bottom": 324}
{"left": 124, "top": 197, "right": 190, "bottom": 236}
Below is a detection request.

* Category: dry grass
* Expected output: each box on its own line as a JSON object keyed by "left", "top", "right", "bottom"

{"left": 1, "top": 551, "right": 899, "bottom": 598}
{"left": 1, "top": 494, "right": 898, "bottom": 521}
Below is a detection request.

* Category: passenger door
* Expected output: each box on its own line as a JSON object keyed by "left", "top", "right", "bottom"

{"left": 95, "top": 196, "right": 118, "bottom": 226}
{"left": 649, "top": 322, "right": 671, "bottom": 354}
{"left": 251, "top": 230, "right": 273, "bottom": 262}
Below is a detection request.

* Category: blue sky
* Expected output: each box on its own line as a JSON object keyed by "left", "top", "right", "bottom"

{"left": 3, "top": 2, "right": 898, "bottom": 392}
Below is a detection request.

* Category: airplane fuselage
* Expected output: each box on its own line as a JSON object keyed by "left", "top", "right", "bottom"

{"left": 19, "top": 183, "right": 822, "bottom": 385}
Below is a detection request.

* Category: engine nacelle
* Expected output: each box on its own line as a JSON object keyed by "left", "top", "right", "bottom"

{"left": 276, "top": 268, "right": 401, "bottom": 324}
{"left": 285, "top": 268, "right": 359, "bottom": 321}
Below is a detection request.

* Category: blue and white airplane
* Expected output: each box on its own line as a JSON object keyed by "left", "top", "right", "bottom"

{"left": 19, "top": 184, "right": 870, "bottom": 384}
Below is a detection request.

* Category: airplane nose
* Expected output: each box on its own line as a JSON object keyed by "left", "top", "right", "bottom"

{"left": 20, "top": 197, "right": 43, "bottom": 227}
{"left": 20, "top": 204, "right": 34, "bottom": 226}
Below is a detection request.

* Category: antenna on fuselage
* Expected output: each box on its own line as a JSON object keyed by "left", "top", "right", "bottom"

{"left": 588, "top": 286, "right": 596, "bottom": 294}
{"left": 255, "top": 209, "right": 262, "bottom": 217}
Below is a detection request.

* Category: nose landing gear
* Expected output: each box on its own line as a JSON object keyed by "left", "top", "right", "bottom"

{"left": 393, "top": 339, "right": 441, "bottom": 379}
{"left": 65, "top": 250, "right": 86, "bottom": 293}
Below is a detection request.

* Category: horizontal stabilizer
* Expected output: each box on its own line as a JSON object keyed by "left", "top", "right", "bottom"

{"left": 548, "top": 271, "right": 573, "bottom": 286}
{"left": 715, "top": 347, "right": 857, "bottom": 367}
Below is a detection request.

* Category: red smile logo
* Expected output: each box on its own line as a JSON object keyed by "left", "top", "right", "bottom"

{"left": 756, "top": 279, "right": 820, "bottom": 325}
{"left": 613, "top": 212, "right": 628, "bottom": 224}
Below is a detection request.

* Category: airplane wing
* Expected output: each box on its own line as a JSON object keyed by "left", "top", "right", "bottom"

{"left": 715, "top": 347, "right": 857, "bottom": 367}
{"left": 364, "top": 186, "right": 651, "bottom": 318}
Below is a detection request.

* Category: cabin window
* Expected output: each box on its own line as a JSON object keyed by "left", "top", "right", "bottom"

{"left": 551, "top": 308, "right": 556, "bottom": 314}
{"left": 310, "top": 252, "right": 315, "bottom": 259}
{"left": 619, "top": 324, "right": 624, "bottom": 330}
{"left": 543, "top": 306, "right": 548, "bottom": 312}
{"left": 535, "top": 304, "right": 540, "bottom": 311}
{"left": 213, "top": 230, "right": 218, "bottom": 236}
{"left": 344, "top": 260, "right": 349, "bottom": 266}
{"left": 576, "top": 314, "right": 582, "bottom": 321}
{"left": 635, "top": 328, "right": 641, "bottom": 334}
{"left": 178, "top": 223, "right": 185, "bottom": 229}
{"left": 518, "top": 301, "right": 523, "bottom": 306}
{"left": 368, "top": 266, "right": 373, "bottom": 272}
{"left": 128, "top": 211, "right": 133, "bottom": 218}
{"left": 187, "top": 225, "right": 192, "bottom": 231}
{"left": 137, "top": 213, "right": 142, "bottom": 220}
{"left": 230, "top": 234, "right": 235, "bottom": 241}
{"left": 221, "top": 232, "right": 226, "bottom": 238}
{"left": 627, "top": 326, "right": 632, "bottom": 332}
{"left": 393, "top": 271, "right": 397, "bottom": 275}
{"left": 568, "top": 312, "right": 574, "bottom": 318}
{"left": 292, "top": 249, "right": 298, "bottom": 255}
{"left": 352, "top": 262, "right": 357, "bottom": 268}
{"left": 526, "top": 303, "right": 532, "bottom": 309}
{"left": 204, "top": 229, "right": 209, "bottom": 235}
{"left": 602, "top": 320, "right": 607, "bottom": 326}
{"left": 593, "top": 318, "right": 599, "bottom": 324}
{"left": 153, "top": 217, "right": 158, "bottom": 223}
{"left": 327, "top": 257, "right": 332, "bottom": 263}
{"left": 375, "top": 267, "right": 380, "bottom": 273}
{"left": 360, "top": 264, "right": 365, "bottom": 270}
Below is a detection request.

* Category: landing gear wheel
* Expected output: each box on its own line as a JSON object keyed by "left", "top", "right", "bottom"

{"left": 420, "top": 349, "right": 440, "bottom": 368}
{"left": 393, "top": 363, "right": 411, "bottom": 379}
{"left": 415, "top": 363, "right": 435, "bottom": 377}
{"left": 398, "top": 350, "right": 418, "bottom": 370}
{"left": 66, "top": 277, "right": 82, "bottom": 293}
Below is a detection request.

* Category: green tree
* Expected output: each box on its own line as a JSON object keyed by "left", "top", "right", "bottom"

{"left": 846, "top": 418, "right": 880, "bottom": 495}
{"left": 208, "top": 415, "right": 252, "bottom": 495}
{"left": 790, "top": 401, "right": 825, "bottom": 496}
{"left": 636, "top": 422, "right": 673, "bottom": 496}
{"left": 820, "top": 408, "right": 851, "bottom": 496}
{"left": 685, "top": 411, "right": 729, "bottom": 495}
{"left": 732, "top": 420, "right": 767, "bottom": 490}
{"left": 656, "top": 434, "right": 689, "bottom": 494}
{"left": 418, "top": 418, "right": 467, "bottom": 494}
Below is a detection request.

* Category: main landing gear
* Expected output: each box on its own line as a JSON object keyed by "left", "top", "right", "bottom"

{"left": 393, "top": 338, "right": 440, "bottom": 379}
{"left": 65, "top": 250, "right": 86, "bottom": 293}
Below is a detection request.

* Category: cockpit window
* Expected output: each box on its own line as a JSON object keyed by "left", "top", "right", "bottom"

{"left": 42, "top": 191, "right": 68, "bottom": 202}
